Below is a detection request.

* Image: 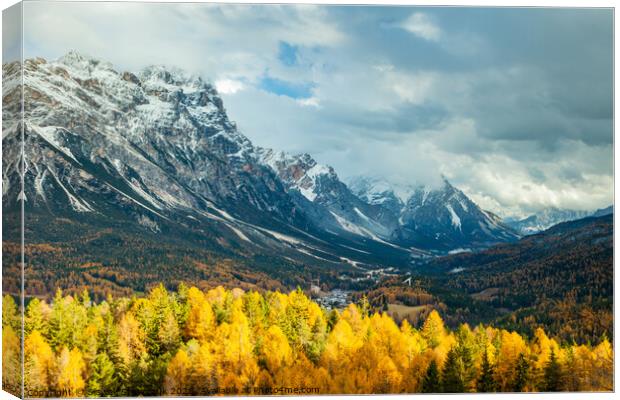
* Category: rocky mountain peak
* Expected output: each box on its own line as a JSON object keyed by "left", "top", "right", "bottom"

{"left": 256, "top": 148, "right": 338, "bottom": 202}
{"left": 5, "top": 53, "right": 308, "bottom": 229}
{"left": 57, "top": 50, "right": 115, "bottom": 72}
{"left": 136, "top": 64, "right": 223, "bottom": 107}
{"left": 4, "top": 52, "right": 520, "bottom": 255}
{"left": 348, "top": 176, "right": 416, "bottom": 205}
{"left": 348, "top": 175, "right": 518, "bottom": 250}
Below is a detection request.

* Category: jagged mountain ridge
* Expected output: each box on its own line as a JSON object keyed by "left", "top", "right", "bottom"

{"left": 3, "top": 52, "right": 413, "bottom": 281}
{"left": 257, "top": 152, "right": 518, "bottom": 251}
{"left": 10, "top": 53, "right": 303, "bottom": 227}
{"left": 348, "top": 176, "right": 518, "bottom": 250}
{"left": 256, "top": 149, "right": 399, "bottom": 242}
{"left": 4, "top": 52, "right": 517, "bottom": 272}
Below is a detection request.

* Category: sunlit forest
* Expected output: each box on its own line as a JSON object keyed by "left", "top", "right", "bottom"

{"left": 2, "top": 285, "right": 613, "bottom": 397}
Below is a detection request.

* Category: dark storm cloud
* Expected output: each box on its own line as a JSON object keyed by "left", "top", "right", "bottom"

{"left": 333, "top": 7, "right": 612, "bottom": 149}
{"left": 320, "top": 101, "right": 449, "bottom": 136}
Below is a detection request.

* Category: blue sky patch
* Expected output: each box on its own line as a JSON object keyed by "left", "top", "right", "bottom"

{"left": 259, "top": 75, "right": 315, "bottom": 99}
{"left": 278, "top": 41, "right": 300, "bottom": 66}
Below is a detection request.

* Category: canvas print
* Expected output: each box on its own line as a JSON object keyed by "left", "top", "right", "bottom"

{"left": 1, "top": 2, "right": 614, "bottom": 397}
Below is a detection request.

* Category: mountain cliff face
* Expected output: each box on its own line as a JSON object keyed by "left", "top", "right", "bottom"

{"left": 256, "top": 149, "right": 398, "bottom": 241}
{"left": 6, "top": 52, "right": 307, "bottom": 231}
{"left": 3, "top": 53, "right": 415, "bottom": 292}
{"left": 349, "top": 176, "right": 518, "bottom": 250}
{"left": 3, "top": 52, "right": 519, "bottom": 288}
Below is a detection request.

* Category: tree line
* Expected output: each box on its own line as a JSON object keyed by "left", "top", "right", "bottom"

{"left": 2, "top": 285, "right": 613, "bottom": 397}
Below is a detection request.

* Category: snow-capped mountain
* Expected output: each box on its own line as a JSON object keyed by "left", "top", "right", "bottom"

{"left": 347, "top": 176, "right": 413, "bottom": 216}
{"left": 397, "top": 179, "right": 518, "bottom": 249}
{"left": 257, "top": 149, "right": 331, "bottom": 203}
{"left": 6, "top": 52, "right": 326, "bottom": 233}
{"left": 3, "top": 51, "right": 519, "bottom": 274}
{"left": 349, "top": 176, "right": 519, "bottom": 250}
{"left": 506, "top": 206, "right": 613, "bottom": 235}
{"left": 256, "top": 149, "right": 398, "bottom": 241}
{"left": 3, "top": 52, "right": 415, "bottom": 276}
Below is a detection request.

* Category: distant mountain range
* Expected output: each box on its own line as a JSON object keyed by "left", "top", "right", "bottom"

{"left": 2, "top": 52, "right": 610, "bottom": 296}
{"left": 505, "top": 206, "right": 613, "bottom": 235}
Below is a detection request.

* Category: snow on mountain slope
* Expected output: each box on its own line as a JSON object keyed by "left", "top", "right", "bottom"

{"left": 3, "top": 51, "right": 333, "bottom": 263}
{"left": 349, "top": 176, "right": 519, "bottom": 250}
{"left": 256, "top": 149, "right": 331, "bottom": 202}
{"left": 5, "top": 52, "right": 310, "bottom": 225}
{"left": 3, "top": 52, "right": 519, "bottom": 261}
{"left": 347, "top": 176, "right": 412, "bottom": 216}
{"left": 3, "top": 52, "right": 417, "bottom": 274}
{"left": 256, "top": 149, "right": 398, "bottom": 241}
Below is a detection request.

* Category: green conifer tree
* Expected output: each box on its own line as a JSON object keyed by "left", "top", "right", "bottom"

{"left": 421, "top": 359, "right": 441, "bottom": 393}
{"left": 455, "top": 325, "right": 476, "bottom": 391}
{"left": 87, "top": 353, "right": 118, "bottom": 397}
{"left": 326, "top": 309, "right": 339, "bottom": 331}
{"left": 476, "top": 349, "right": 497, "bottom": 392}
{"left": 512, "top": 353, "right": 529, "bottom": 392}
{"left": 442, "top": 348, "right": 465, "bottom": 393}
{"left": 542, "top": 349, "right": 563, "bottom": 392}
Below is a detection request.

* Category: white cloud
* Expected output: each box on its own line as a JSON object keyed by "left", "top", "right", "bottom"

{"left": 215, "top": 79, "right": 245, "bottom": 94}
{"left": 437, "top": 142, "right": 613, "bottom": 218}
{"left": 297, "top": 97, "right": 321, "bottom": 108}
{"left": 23, "top": 2, "right": 346, "bottom": 83}
{"left": 384, "top": 70, "right": 437, "bottom": 105}
{"left": 400, "top": 13, "right": 441, "bottom": 41}
{"left": 372, "top": 64, "right": 394, "bottom": 73}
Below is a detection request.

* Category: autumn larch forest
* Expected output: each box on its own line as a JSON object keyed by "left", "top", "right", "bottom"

{"left": 2, "top": 285, "right": 613, "bottom": 397}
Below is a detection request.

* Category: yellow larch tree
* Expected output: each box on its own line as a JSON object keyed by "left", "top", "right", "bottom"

{"left": 531, "top": 327, "right": 561, "bottom": 370}
{"left": 117, "top": 312, "right": 146, "bottom": 367}
{"left": 164, "top": 349, "right": 191, "bottom": 395}
{"left": 184, "top": 287, "right": 215, "bottom": 342}
{"left": 494, "top": 330, "right": 528, "bottom": 391}
{"left": 215, "top": 298, "right": 256, "bottom": 390}
{"left": 421, "top": 310, "right": 446, "bottom": 349}
{"left": 320, "top": 318, "right": 360, "bottom": 392}
{"left": 188, "top": 342, "right": 217, "bottom": 394}
{"left": 2, "top": 325, "right": 21, "bottom": 393}
{"left": 25, "top": 330, "right": 55, "bottom": 392}
{"left": 55, "top": 347, "right": 86, "bottom": 396}
{"left": 339, "top": 303, "right": 367, "bottom": 336}
{"left": 374, "top": 354, "right": 403, "bottom": 393}
{"left": 260, "top": 325, "right": 293, "bottom": 377}
{"left": 570, "top": 344, "right": 595, "bottom": 391}
{"left": 591, "top": 338, "right": 613, "bottom": 391}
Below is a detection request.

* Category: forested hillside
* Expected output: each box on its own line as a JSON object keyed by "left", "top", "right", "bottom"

{"left": 2, "top": 285, "right": 613, "bottom": 397}
{"left": 419, "top": 214, "right": 613, "bottom": 344}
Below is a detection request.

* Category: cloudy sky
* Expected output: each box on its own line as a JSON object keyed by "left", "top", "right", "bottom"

{"left": 18, "top": 2, "right": 613, "bottom": 217}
